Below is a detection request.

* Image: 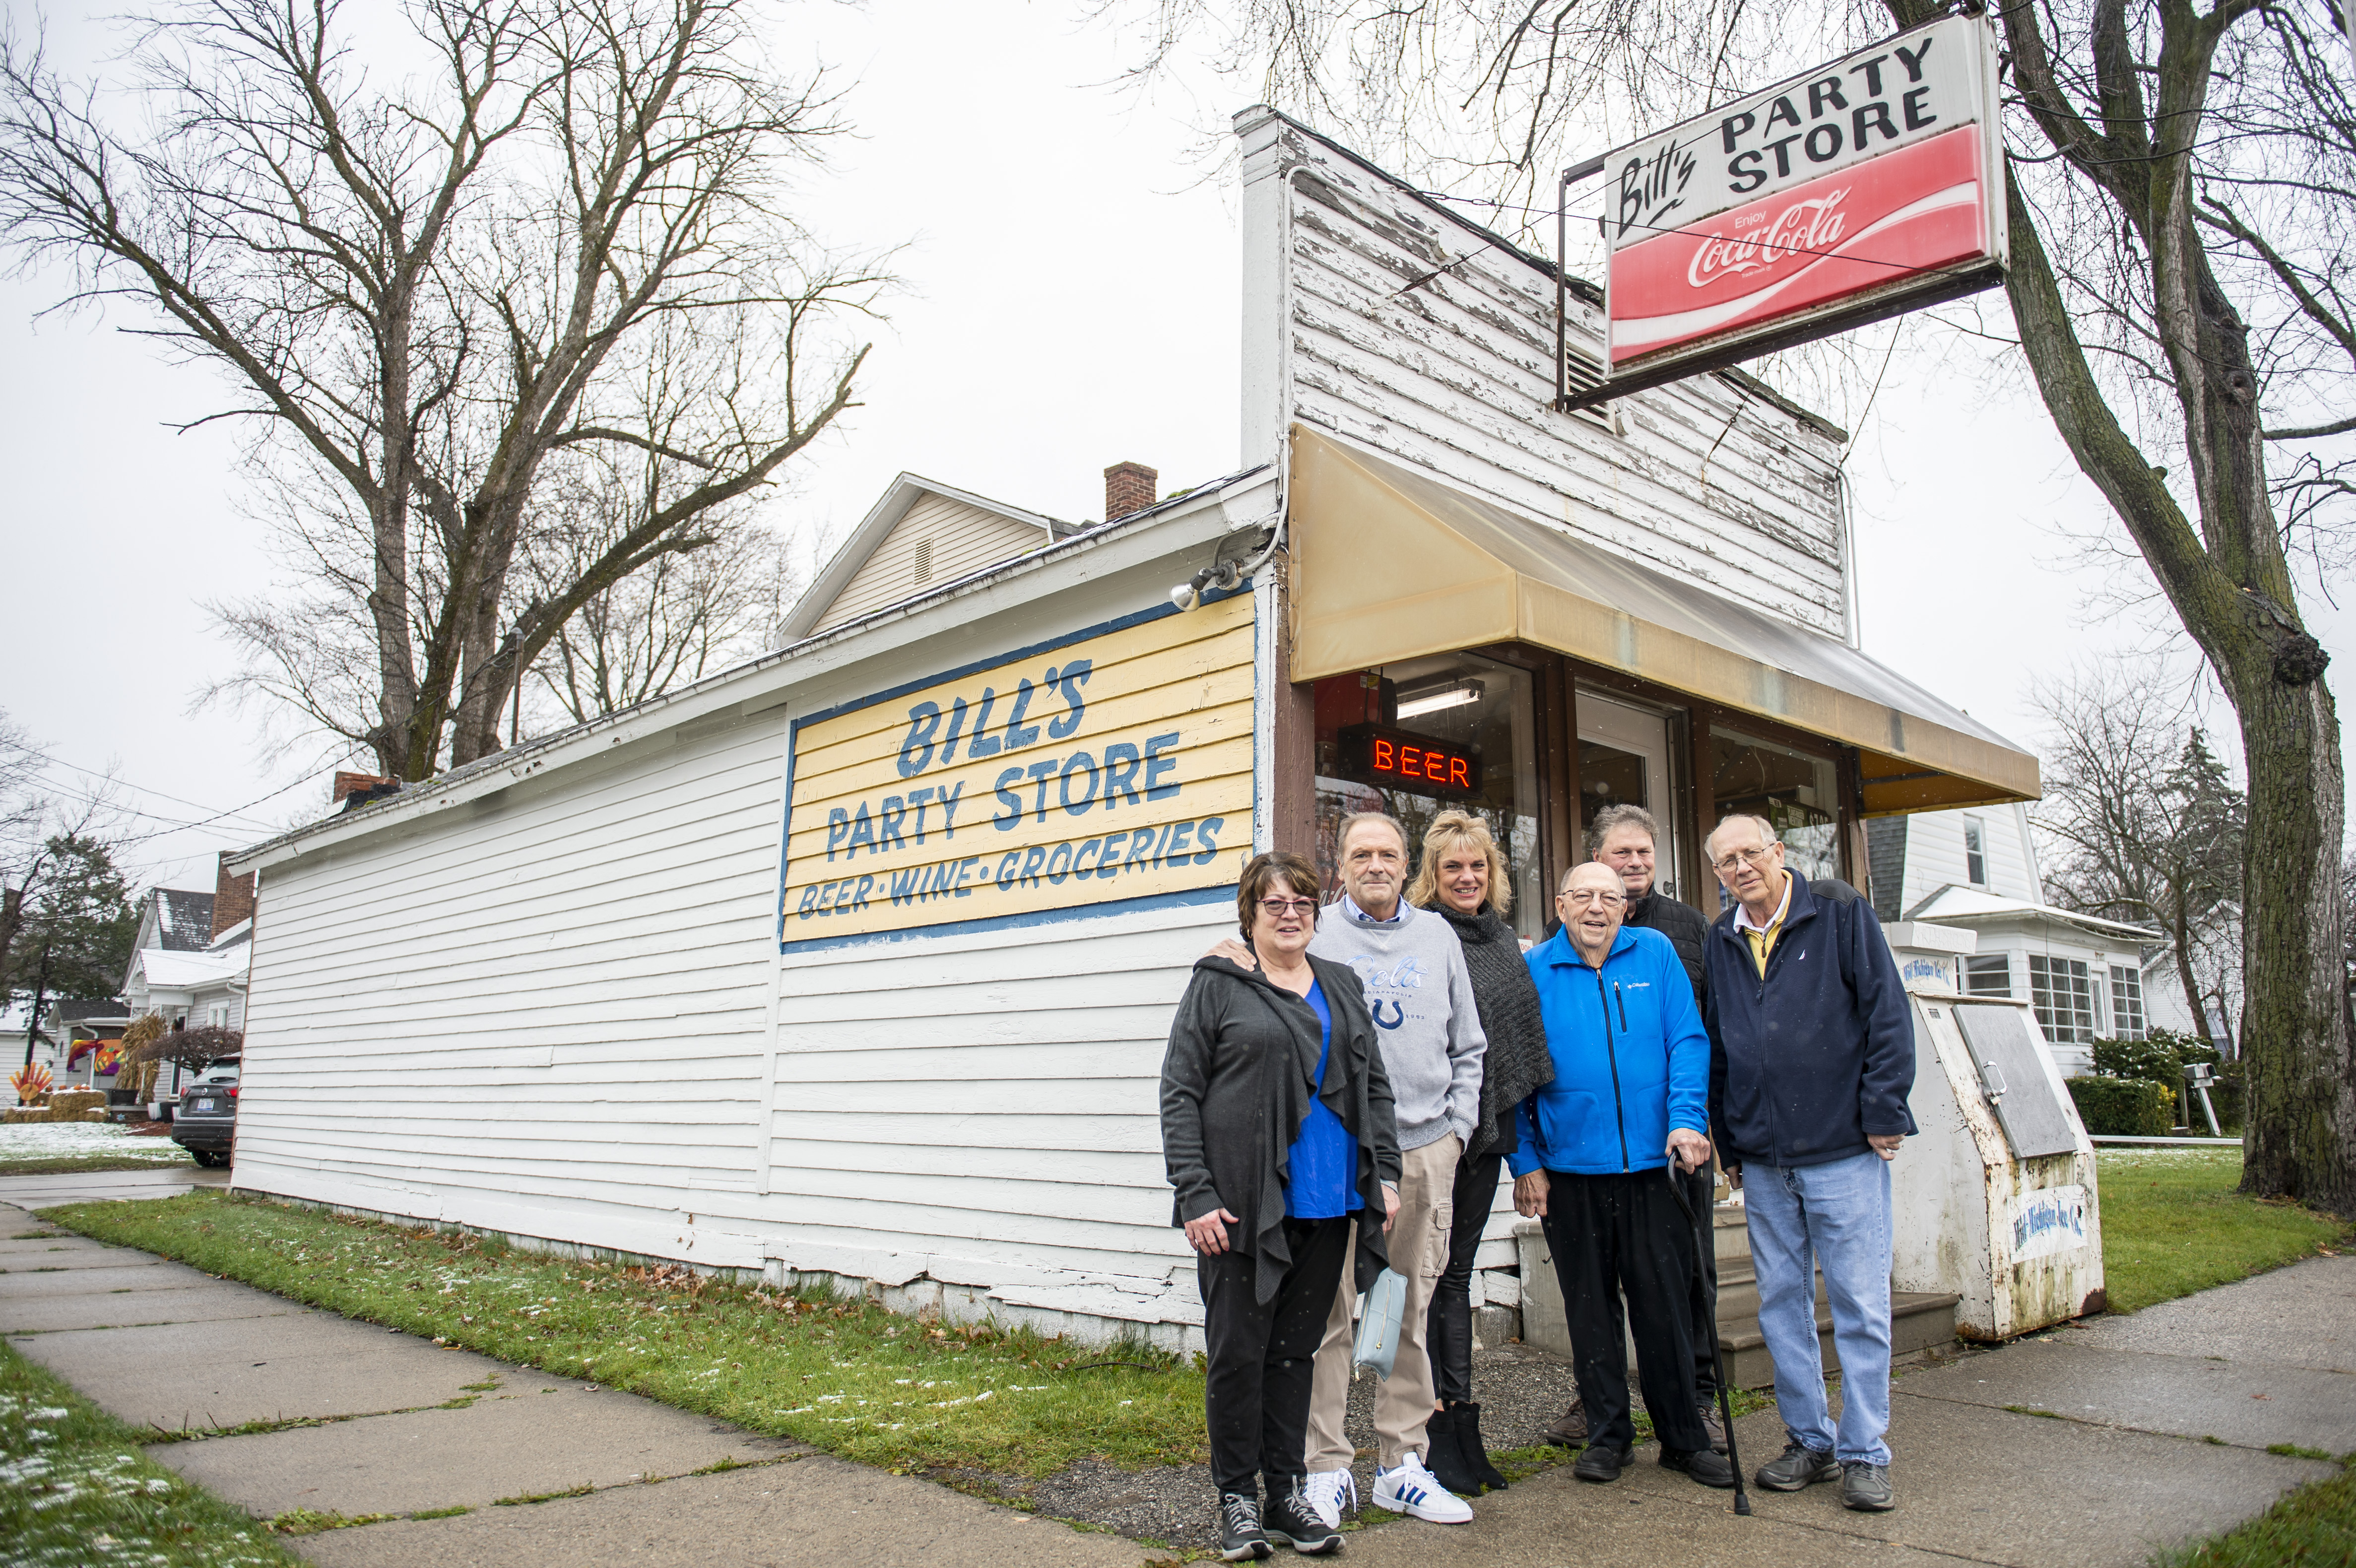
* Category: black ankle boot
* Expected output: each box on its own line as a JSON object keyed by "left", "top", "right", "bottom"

{"left": 1422, "top": 1405, "right": 1482, "bottom": 1495}
{"left": 1457, "top": 1401, "right": 1510, "bottom": 1491}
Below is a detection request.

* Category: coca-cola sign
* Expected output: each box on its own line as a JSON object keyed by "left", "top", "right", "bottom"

{"left": 1577, "top": 14, "right": 2005, "bottom": 392}
{"left": 1610, "top": 127, "right": 1989, "bottom": 364}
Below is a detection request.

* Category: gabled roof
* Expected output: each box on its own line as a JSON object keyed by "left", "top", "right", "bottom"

{"left": 148, "top": 889, "right": 217, "bottom": 952}
{"left": 130, "top": 947, "right": 250, "bottom": 989}
{"left": 1906, "top": 884, "right": 2160, "bottom": 941}
{"left": 778, "top": 473, "right": 1079, "bottom": 643}
{"left": 46, "top": 998, "right": 129, "bottom": 1027}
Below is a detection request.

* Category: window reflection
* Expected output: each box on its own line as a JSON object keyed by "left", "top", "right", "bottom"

{"left": 1711, "top": 724, "right": 1839, "bottom": 889}
{"left": 1312, "top": 654, "right": 1543, "bottom": 938}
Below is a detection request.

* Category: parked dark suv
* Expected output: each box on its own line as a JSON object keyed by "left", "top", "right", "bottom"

{"left": 172, "top": 1059, "right": 239, "bottom": 1168}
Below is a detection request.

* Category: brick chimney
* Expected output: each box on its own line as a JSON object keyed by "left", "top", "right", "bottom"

{"left": 210, "top": 851, "right": 256, "bottom": 941}
{"left": 1103, "top": 461, "right": 1157, "bottom": 521}
{"left": 333, "top": 771, "right": 396, "bottom": 804}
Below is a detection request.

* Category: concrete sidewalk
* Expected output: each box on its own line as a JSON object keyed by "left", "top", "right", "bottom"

{"left": 3, "top": 1168, "right": 2348, "bottom": 1567}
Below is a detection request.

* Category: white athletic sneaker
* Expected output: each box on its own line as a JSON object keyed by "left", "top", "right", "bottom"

{"left": 1373, "top": 1455, "right": 1473, "bottom": 1524}
{"left": 1301, "top": 1468, "right": 1356, "bottom": 1528}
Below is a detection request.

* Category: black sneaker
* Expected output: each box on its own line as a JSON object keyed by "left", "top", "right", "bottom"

{"left": 1756, "top": 1441, "right": 1842, "bottom": 1492}
{"left": 1841, "top": 1462, "right": 1896, "bottom": 1512}
{"left": 1660, "top": 1446, "right": 1736, "bottom": 1489}
{"left": 1572, "top": 1442, "right": 1631, "bottom": 1483}
{"left": 1218, "top": 1492, "right": 1272, "bottom": 1561}
{"left": 1264, "top": 1478, "right": 1343, "bottom": 1555}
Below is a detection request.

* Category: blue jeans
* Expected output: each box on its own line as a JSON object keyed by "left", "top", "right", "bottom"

{"left": 1742, "top": 1151, "right": 1894, "bottom": 1466}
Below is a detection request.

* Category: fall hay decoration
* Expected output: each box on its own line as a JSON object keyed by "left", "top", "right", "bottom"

{"left": 10, "top": 1062, "right": 52, "bottom": 1106}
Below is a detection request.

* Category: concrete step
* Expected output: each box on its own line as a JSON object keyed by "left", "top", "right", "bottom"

{"left": 1716, "top": 1289, "right": 1961, "bottom": 1389}
{"left": 1515, "top": 1203, "right": 1961, "bottom": 1390}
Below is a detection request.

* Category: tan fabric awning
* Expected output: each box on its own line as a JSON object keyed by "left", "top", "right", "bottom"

{"left": 1287, "top": 427, "right": 2039, "bottom": 814}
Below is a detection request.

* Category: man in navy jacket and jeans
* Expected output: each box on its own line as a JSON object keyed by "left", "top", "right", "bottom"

{"left": 1702, "top": 814, "right": 1914, "bottom": 1514}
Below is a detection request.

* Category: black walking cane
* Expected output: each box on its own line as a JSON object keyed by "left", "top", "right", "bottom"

{"left": 1667, "top": 1162, "right": 1752, "bottom": 1516}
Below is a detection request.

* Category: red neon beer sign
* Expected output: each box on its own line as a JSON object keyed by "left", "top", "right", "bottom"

{"left": 1339, "top": 724, "right": 1482, "bottom": 799}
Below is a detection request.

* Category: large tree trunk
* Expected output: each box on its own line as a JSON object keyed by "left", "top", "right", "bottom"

{"left": 2227, "top": 654, "right": 2351, "bottom": 1206}
{"left": 1994, "top": 141, "right": 2355, "bottom": 1214}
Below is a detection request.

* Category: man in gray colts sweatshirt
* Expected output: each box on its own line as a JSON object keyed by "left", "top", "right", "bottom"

{"left": 1304, "top": 812, "right": 1486, "bottom": 1525}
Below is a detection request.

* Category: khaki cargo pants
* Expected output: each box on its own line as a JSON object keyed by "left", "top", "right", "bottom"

{"left": 1304, "top": 1132, "right": 1458, "bottom": 1473}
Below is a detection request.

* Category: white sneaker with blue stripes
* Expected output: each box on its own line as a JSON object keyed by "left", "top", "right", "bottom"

{"left": 1373, "top": 1454, "right": 1473, "bottom": 1523}
{"left": 1301, "top": 1468, "right": 1356, "bottom": 1528}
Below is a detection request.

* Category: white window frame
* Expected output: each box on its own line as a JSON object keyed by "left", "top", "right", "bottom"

{"left": 2028, "top": 953, "right": 2097, "bottom": 1047}
{"left": 2108, "top": 964, "right": 2147, "bottom": 1041}
{"left": 1962, "top": 816, "right": 1989, "bottom": 888}
{"left": 1963, "top": 952, "right": 2011, "bottom": 997}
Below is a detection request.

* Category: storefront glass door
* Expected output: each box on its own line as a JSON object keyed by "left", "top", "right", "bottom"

{"left": 1576, "top": 690, "right": 1682, "bottom": 903}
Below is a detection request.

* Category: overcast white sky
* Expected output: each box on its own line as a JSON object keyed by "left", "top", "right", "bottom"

{"left": 3, "top": 0, "right": 2348, "bottom": 898}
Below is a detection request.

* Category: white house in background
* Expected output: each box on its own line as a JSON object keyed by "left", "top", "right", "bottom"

{"left": 123, "top": 923, "right": 253, "bottom": 1032}
{"left": 1868, "top": 805, "right": 2160, "bottom": 1076}
{"left": 128, "top": 886, "right": 217, "bottom": 963}
{"left": 777, "top": 472, "right": 1090, "bottom": 644}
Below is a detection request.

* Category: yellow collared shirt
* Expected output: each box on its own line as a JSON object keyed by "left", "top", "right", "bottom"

{"left": 1735, "top": 872, "right": 1794, "bottom": 979}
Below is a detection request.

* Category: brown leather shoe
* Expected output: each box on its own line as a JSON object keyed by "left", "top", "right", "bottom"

{"left": 1541, "top": 1396, "right": 1587, "bottom": 1446}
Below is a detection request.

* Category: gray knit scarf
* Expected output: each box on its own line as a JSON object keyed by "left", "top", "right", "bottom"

{"left": 1430, "top": 903, "right": 1556, "bottom": 1158}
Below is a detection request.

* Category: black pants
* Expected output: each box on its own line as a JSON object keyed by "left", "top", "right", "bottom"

{"left": 1198, "top": 1216, "right": 1353, "bottom": 1497}
{"left": 1425, "top": 1148, "right": 1503, "bottom": 1405}
{"left": 1681, "top": 1161, "right": 1719, "bottom": 1399}
{"left": 1539, "top": 1169, "right": 1710, "bottom": 1453}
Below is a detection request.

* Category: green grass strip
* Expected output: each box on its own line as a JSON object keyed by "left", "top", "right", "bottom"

{"left": 2093, "top": 1149, "right": 2349, "bottom": 1315}
{"left": 0, "top": 1339, "right": 303, "bottom": 1566}
{"left": 2157, "top": 1455, "right": 2356, "bottom": 1566}
{"left": 47, "top": 1189, "right": 1208, "bottom": 1479}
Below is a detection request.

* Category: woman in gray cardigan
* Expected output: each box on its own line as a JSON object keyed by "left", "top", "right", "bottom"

{"left": 1161, "top": 850, "right": 1401, "bottom": 1562}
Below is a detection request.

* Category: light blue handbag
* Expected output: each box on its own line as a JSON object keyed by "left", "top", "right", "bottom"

{"left": 1352, "top": 1267, "right": 1409, "bottom": 1378}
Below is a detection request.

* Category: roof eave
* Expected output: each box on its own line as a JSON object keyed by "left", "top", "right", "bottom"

{"left": 229, "top": 467, "right": 1275, "bottom": 876}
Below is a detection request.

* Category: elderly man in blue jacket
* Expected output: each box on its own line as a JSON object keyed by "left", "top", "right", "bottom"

{"left": 1701, "top": 814, "right": 1915, "bottom": 1514}
{"left": 1510, "top": 862, "right": 1733, "bottom": 1490}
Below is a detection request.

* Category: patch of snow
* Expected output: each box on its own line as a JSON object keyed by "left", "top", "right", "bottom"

{"left": 0, "top": 1124, "right": 189, "bottom": 1162}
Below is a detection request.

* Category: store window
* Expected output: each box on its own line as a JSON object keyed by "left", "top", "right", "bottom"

{"left": 1963, "top": 953, "right": 2011, "bottom": 997}
{"left": 1312, "top": 654, "right": 1544, "bottom": 938}
{"left": 2029, "top": 954, "right": 2097, "bottom": 1046}
{"left": 1709, "top": 723, "right": 1840, "bottom": 890}
{"left": 2108, "top": 965, "right": 2147, "bottom": 1041}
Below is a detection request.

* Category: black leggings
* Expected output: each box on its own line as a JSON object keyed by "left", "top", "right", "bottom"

{"left": 1198, "top": 1215, "right": 1353, "bottom": 1496}
{"left": 1423, "top": 1148, "right": 1503, "bottom": 1406}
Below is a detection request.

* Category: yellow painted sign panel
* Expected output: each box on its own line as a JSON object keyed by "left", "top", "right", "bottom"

{"left": 780, "top": 593, "right": 1256, "bottom": 945}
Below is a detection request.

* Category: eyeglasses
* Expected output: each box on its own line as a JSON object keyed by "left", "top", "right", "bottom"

{"left": 1558, "top": 889, "right": 1626, "bottom": 908}
{"left": 1711, "top": 845, "right": 1781, "bottom": 873}
{"left": 1257, "top": 898, "right": 1319, "bottom": 917}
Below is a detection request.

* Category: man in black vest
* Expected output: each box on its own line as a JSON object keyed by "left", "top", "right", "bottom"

{"left": 1540, "top": 804, "right": 1724, "bottom": 1455}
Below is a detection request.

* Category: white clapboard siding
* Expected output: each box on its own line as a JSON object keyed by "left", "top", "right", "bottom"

{"left": 766, "top": 897, "right": 1239, "bottom": 1312}
{"left": 813, "top": 495, "right": 1050, "bottom": 633}
{"left": 1273, "top": 120, "right": 1849, "bottom": 638}
{"left": 234, "top": 709, "right": 790, "bottom": 1247}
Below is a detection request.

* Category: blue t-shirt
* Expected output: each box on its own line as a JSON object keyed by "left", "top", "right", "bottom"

{"left": 1284, "top": 980, "right": 1364, "bottom": 1220}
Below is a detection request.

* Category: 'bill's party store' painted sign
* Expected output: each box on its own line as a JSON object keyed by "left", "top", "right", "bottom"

{"left": 780, "top": 592, "right": 1256, "bottom": 946}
